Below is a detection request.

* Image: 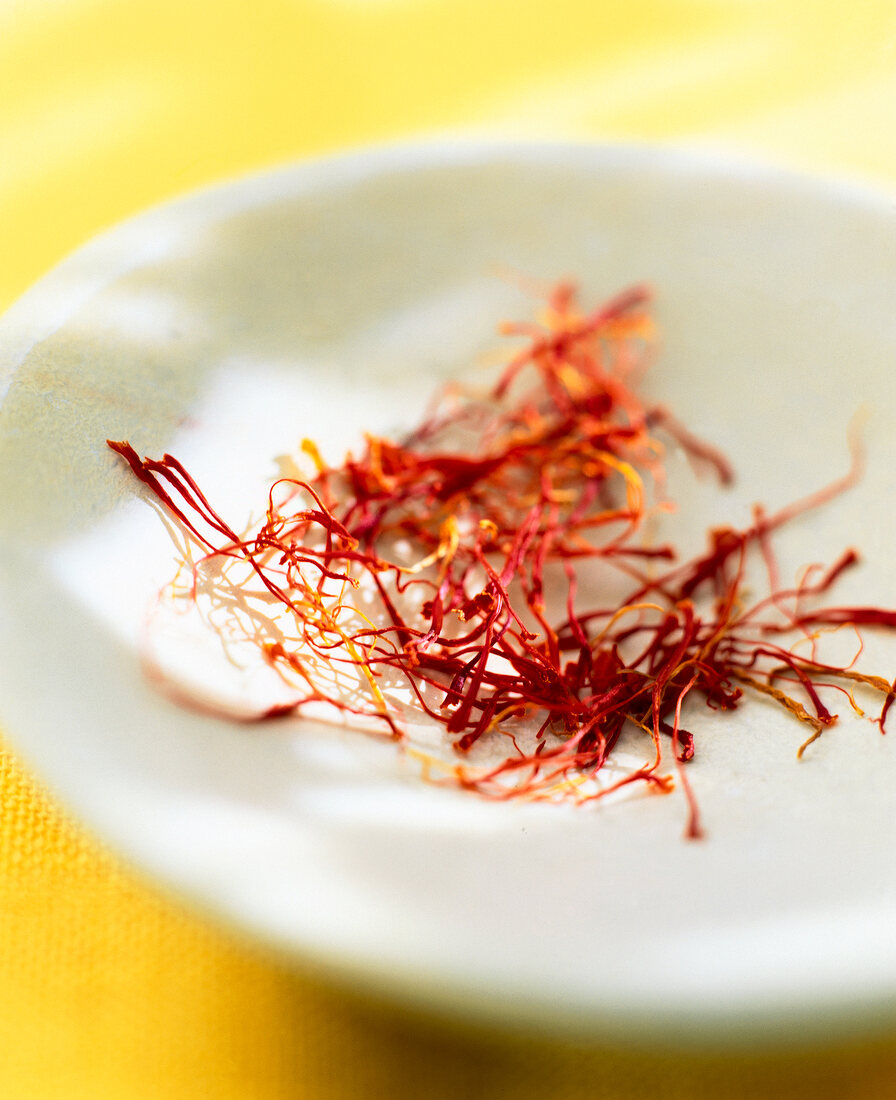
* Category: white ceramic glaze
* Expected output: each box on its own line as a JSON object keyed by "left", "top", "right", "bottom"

{"left": 2, "top": 142, "right": 896, "bottom": 1046}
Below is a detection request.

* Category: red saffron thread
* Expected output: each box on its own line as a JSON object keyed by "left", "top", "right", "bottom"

{"left": 107, "top": 283, "right": 896, "bottom": 837}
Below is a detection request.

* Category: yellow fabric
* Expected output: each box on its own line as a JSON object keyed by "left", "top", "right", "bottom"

{"left": 3, "top": 1, "right": 896, "bottom": 1094}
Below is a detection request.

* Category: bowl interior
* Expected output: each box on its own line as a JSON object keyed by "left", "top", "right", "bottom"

{"left": 2, "top": 143, "right": 896, "bottom": 1044}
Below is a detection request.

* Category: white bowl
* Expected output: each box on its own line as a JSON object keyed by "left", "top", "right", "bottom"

{"left": 2, "top": 142, "right": 896, "bottom": 1046}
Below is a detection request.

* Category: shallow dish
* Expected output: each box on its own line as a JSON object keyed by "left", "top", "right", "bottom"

{"left": 2, "top": 142, "right": 896, "bottom": 1045}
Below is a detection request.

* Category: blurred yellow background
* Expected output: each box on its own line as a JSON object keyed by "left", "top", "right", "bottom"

{"left": 3, "top": 1, "right": 896, "bottom": 1096}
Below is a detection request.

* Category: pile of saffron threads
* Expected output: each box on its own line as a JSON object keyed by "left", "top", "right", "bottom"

{"left": 108, "top": 282, "right": 896, "bottom": 837}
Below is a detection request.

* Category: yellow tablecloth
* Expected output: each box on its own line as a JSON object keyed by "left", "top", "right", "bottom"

{"left": 4, "top": 2, "right": 896, "bottom": 1095}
